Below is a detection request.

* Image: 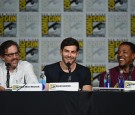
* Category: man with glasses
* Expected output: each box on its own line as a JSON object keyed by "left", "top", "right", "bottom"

{"left": 0, "top": 40, "right": 38, "bottom": 91}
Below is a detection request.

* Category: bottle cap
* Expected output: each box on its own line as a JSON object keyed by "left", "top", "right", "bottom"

{"left": 120, "top": 70, "right": 123, "bottom": 74}
{"left": 106, "top": 69, "right": 109, "bottom": 73}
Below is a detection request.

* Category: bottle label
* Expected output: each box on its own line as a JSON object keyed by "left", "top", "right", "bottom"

{"left": 118, "top": 79, "right": 124, "bottom": 88}
{"left": 105, "top": 82, "right": 110, "bottom": 88}
{"left": 104, "top": 78, "right": 110, "bottom": 88}
{"left": 40, "top": 79, "right": 46, "bottom": 90}
{"left": 104, "top": 79, "right": 107, "bottom": 87}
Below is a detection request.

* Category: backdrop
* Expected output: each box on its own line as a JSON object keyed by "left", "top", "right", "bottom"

{"left": 0, "top": 0, "right": 134, "bottom": 86}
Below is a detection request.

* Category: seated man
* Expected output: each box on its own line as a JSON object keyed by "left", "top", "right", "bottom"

{"left": 0, "top": 40, "right": 38, "bottom": 91}
{"left": 100, "top": 42, "right": 135, "bottom": 87}
{"left": 43, "top": 37, "right": 92, "bottom": 91}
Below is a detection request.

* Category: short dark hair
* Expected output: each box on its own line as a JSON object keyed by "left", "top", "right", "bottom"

{"left": 119, "top": 41, "right": 135, "bottom": 53}
{"left": 60, "top": 37, "right": 80, "bottom": 51}
{"left": 0, "top": 40, "right": 20, "bottom": 56}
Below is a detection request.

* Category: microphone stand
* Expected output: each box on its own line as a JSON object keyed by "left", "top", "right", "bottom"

{"left": 68, "top": 68, "right": 71, "bottom": 82}
{"left": 66, "top": 63, "right": 71, "bottom": 82}
{"left": 17, "top": 76, "right": 27, "bottom": 91}
{"left": 6, "top": 63, "right": 11, "bottom": 88}
{"left": 128, "top": 64, "right": 134, "bottom": 81}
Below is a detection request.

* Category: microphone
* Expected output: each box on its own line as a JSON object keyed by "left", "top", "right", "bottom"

{"left": 66, "top": 62, "right": 71, "bottom": 82}
{"left": 128, "top": 64, "right": 134, "bottom": 80}
{"left": 17, "top": 84, "right": 27, "bottom": 91}
{"left": 5, "top": 63, "right": 11, "bottom": 88}
{"left": 6, "top": 63, "right": 11, "bottom": 70}
{"left": 17, "top": 76, "right": 27, "bottom": 91}
{"left": 66, "top": 62, "right": 71, "bottom": 71}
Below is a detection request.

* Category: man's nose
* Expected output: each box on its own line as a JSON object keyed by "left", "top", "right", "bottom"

{"left": 118, "top": 52, "right": 123, "bottom": 57}
{"left": 68, "top": 52, "right": 72, "bottom": 57}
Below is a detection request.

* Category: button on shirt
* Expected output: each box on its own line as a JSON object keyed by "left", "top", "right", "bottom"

{"left": 0, "top": 60, "right": 38, "bottom": 88}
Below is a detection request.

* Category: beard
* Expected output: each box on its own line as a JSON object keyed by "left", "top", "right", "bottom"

{"left": 62, "top": 56, "right": 76, "bottom": 66}
{"left": 10, "top": 58, "right": 19, "bottom": 69}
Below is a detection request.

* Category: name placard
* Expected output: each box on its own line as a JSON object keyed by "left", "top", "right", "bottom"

{"left": 124, "top": 80, "right": 135, "bottom": 91}
{"left": 12, "top": 84, "right": 42, "bottom": 91}
{"left": 49, "top": 82, "right": 79, "bottom": 91}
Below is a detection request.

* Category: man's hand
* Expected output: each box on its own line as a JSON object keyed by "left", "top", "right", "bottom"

{"left": 0, "top": 86, "right": 5, "bottom": 91}
{"left": 82, "top": 85, "right": 92, "bottom": 91}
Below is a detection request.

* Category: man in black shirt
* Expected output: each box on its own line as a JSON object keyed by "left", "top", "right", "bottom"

{"left": 43, "top": 37, "right": 92, "bottom": 91}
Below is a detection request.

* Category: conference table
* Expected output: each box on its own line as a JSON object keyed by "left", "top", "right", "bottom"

{"left": 0, "top": 90, "right": 135, "bottom": 115}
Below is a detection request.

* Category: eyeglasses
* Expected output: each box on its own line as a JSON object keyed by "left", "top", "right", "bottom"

{"left": 4, "top": 52, "right": 20, "bottom": 57}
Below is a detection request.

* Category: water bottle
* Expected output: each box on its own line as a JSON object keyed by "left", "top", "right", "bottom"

{"left": 39, "top": 71, "right": 46, "bottom": 91}
{"left": 104, "top": 70, "right": 111, "bottom": 88}
{"left": 118, "top": 70, "right": 124, "bottom": 88}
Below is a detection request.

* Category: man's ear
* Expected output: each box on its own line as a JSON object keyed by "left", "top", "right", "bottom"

{"left": 76, "top": 51, "right": 79, "bottom": 57}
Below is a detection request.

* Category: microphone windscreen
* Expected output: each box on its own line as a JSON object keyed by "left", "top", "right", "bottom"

{"left": 129, "top": 64, "right": 134, "bottom": 71}
{"left": 129, "top": 64, "right": 134, "bottom": 68}
{"left": 6, "top": 63, "right": 11, "bottom": 70}
{"left": 6, "top": 63, "right": 11, "bottom": 67}
{"left": 66, "top": 62, "right": 71, "bottom": 69}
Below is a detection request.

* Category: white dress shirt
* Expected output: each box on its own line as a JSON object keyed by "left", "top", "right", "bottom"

{"left": 0, "top": 60, "right": 38, "bottom": 88}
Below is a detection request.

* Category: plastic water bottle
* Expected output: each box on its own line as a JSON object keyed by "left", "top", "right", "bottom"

{"left": 118, "top": 70, "right": 124, "bottom": 88}
{"left": 39, "top": 71, "right": 46, "bottom": 91}
{"left": 104, "top": 70, "right": 111, "bottom": 88}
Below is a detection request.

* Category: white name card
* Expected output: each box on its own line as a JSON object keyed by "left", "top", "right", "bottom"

{"left": 49, "top": 82, "right": 79, "bottom": 91}
{"left": 124, "top": 80, "right": 135, "bottom": 91}
{"left": 12, "top": 84, "right": 42, "bottom": 91}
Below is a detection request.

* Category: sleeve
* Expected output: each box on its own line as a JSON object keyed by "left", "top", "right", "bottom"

{"left": 84, "top": 67, "right": 91, "bottom": 85}
{"left": 24, "top": 62, "right": 38, "bottom": 84}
